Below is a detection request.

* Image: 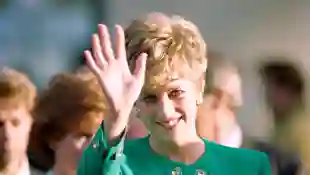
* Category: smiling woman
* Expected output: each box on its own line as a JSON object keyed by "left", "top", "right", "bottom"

{"left": 77, "top": 12, "right": 271, "bottom": 175}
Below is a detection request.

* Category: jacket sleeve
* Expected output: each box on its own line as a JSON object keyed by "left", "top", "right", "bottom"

{"left": 77, "top": 122, "right": 127, "bottom": 175}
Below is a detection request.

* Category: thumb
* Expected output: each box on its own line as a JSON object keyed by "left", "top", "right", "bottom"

{"left": 133, "top": 53, "right": 147, "bottom": 81}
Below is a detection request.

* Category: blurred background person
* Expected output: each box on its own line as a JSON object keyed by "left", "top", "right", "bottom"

{"left": 197, "top": 57, "right": 307, "bottom": 174}
{"left": 28, "top": 68, "right": 107, "bottom": 175}
{"left": 196, "top": 57, "right": 243, "bottom": 148}
{"left": 259, "top": 60, "right": 308, "bottom": 174}
{"left": 0, "top": 68, "right": 36, "bottom": 175}
{"left": 260, "top": 60, "right": 305, "bottom": 148}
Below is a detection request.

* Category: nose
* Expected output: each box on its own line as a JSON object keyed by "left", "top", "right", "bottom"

{"left": 157, "top": 94, "right": 175, "bottom": 120}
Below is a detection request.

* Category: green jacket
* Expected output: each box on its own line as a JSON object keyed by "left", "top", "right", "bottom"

{"left": 78, "top": 125, "right": 271, "bottom": 175}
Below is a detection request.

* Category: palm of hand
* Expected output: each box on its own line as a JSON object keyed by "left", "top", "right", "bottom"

{"left": 84, "top": 24, "right": 147, "bottom": 111}
{"left": 97, "top": 58, "right": 137, "bottom": 109}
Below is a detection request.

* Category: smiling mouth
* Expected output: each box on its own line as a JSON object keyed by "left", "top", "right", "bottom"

{"left": 156, "top": 117, "right": 182, "bottom": 129}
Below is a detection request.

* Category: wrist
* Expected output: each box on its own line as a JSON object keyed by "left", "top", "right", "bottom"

{"left": 107, "top": 104, "right": 133, "bottom": 123}
{"left": 104, "top": 106, "right": 133, "bottom": 142}
{"left": 111, "top": 101, "right": 134, "bottom": 115}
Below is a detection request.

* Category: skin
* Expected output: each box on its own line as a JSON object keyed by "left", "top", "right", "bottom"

{"left": 196, "top": 95, "right": 218, "bottom": 142}
{"left": 0, "top": 105, "right": 32, "bottom": 175}
{"left": 204, "top": 90, "right": 236, "bottom": 144}
{"left": 84, "top": 23, "right": 206, "bottom": 164}
{"left": 127, "top": 112, "right": 148, "bottom": 139}
{"left": 136, "top": 79, "right": 205, "bottom": 163}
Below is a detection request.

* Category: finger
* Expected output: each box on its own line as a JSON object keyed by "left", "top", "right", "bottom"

{"left": 92, "top": 34, "right": 107, "bottom": 68}
{"left": 115, "top": 25, "right": 131, "bottom": 75}
{"left": 75, "top": 136, "right": 87, "bottom": 148}
{"left": 115, "top": 25, "right": 126, "bottom": 60}
{"left": 133, "top": 53, "right": 147, "bottom": 82}
{"left": 98, "top": 24, "right": 114, "bottom": 62}
{"left": 84, "top": 50, "right": 101, "bottom": 75}
{"left": 82, "top": 137, "right": 93, "bottom": 149}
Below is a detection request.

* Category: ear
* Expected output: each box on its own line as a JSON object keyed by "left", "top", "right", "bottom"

{"left": 196, "top": 76, "right": 205, "bottom": 105}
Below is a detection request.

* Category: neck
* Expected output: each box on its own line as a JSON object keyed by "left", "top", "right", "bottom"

{"left": 149, "top": 131, "right": 205, "bottom": 164}
{"left": 0, "top": 154, "right": 27, "bottom": 175}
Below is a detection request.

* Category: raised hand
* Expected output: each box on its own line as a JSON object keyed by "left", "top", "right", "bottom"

{"left": 53, "top": 135, "right": 92, "bottom": 175}
{"left": 84, "top": 24, "right": 147, "bottom": 114}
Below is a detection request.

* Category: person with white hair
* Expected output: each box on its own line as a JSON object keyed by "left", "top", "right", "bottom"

{"left": 197, "top": 60, "right": 243, "bottom": 148}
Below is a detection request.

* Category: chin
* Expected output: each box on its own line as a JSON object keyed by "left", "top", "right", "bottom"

{"left": 163, "top": 130, "right": 185, "bottom": 142}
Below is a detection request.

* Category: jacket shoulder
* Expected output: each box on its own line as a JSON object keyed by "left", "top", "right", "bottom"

{"left": 206, "top": 140, "right": 271, "bottom": 174}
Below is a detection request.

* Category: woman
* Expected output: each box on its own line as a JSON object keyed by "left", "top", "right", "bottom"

{"left": 78, "top": 12, "right": 271, "bottom": 175}
{"left": 28, "top": 69, "right": 107, "bottom": 175}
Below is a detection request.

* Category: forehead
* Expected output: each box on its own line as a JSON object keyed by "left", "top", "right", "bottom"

{"left": 0, "top": 105, "right": 29, "bottom": 121}
{"left": 141, "top": 78, "right": 196, "bottom": 94}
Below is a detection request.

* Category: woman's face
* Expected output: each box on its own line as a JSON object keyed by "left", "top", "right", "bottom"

{"left": 135, "top": 78, "right": 202, "bottom": 142}
{"left": 51, "top": 112, "right": 103, "bottom": 161}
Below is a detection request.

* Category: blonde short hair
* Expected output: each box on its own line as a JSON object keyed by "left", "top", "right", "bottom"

{"left": 0, "top": 67, "right": 36, "bottom": 111}
{"left": 125, "top": 12, "right": 207, "bottom": 89}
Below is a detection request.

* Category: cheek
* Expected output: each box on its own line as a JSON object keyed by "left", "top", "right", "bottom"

{"left": 178, "top": 97, "right": 198, "bottom": 119}
{"left": 134, "top": 103, "right": 156, "bottom": 129}
{"left": 15, "top": 121, "right": 31, "bottom": 139}
{"left": 134, "top": 102, "right": 156, "bottom": 119}
{"left": 138, "top": 112, "right": 154, "bottom": 128}
{"left": 9, "top": 125, "right": 31, "bottom": 151}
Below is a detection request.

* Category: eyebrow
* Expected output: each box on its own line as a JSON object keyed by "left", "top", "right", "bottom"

{"left": 140, "top": 87, "right": 157, "bottom": 95}
{"left": 140, "top": 92, "right": 156, "bottom": 98}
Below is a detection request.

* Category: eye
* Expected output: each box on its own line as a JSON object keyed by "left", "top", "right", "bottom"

{"left": 11, "top": 118, "right": 20, "bottom": 127}
{"left": 168, "top": 89, "right": 185, "bottom": 99}
{"left": 84, "top": 134, "right": 94, "bottom": 140}
{"left": 142, "top": 95, "right": 157, "bottom": 103}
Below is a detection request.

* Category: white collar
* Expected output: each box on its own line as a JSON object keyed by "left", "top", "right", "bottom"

{"left": 220, "top": 124, "right": 243, "bottom": 148}
{"left": 16, "top": 159, "right": 30, "bottom": 175}
{"left": 0, "top": 158, "right": 30, "bottom": 175}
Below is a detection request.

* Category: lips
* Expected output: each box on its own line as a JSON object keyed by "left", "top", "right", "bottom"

{"left": 156, "top": 117, "right": 182, "bottom": 129}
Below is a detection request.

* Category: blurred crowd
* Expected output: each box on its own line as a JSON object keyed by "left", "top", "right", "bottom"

{"left": 1, "top": 47, "right": 309, "bottom": 175}
{"left": 1, "top": 2, "right": 310, "bottom": 175}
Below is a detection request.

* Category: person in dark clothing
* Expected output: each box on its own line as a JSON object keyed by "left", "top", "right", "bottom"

{"left": 258, "top": 61, "right": 306, "bottom": 175}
